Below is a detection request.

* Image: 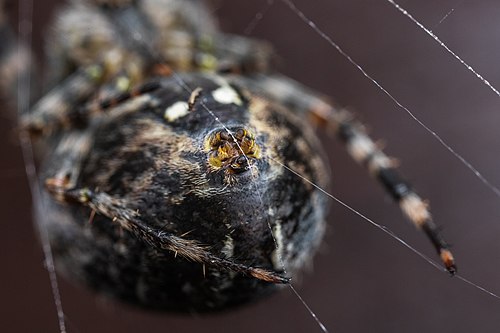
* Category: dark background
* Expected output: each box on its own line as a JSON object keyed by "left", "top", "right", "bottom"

{"left": 2, "top": 0, "right": 500, "bottom": 332}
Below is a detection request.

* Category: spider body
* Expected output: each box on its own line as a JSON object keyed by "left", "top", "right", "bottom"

{"left": 0, "top": 0, "right": 455, "bottom": 316}
{"left": 40, "top": 72, "right": 329, "bottom": 311}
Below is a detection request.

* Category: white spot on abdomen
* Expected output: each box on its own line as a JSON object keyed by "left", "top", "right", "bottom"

{"left": 164, "top": 101, "right": 189, "bottom": 122}
{"left": 212, "top": 86, "right": 242, "bottom": 105}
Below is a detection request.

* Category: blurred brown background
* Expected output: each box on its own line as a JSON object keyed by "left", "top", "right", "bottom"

{"left": 2, "top": 0, "right": 500, "bottom": 332}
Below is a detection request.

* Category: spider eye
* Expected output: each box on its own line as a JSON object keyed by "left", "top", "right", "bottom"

{"left": 204, "top": 127, "right": 261, "bottom": 177}
{"left": 229, "top": 155, "right": 250, "bottom": 173}
{"left": 219, "top": 130, "right": 231, "bottom": 141}
{"left": 236, "top": 155, "right": 247, "bottom": 165}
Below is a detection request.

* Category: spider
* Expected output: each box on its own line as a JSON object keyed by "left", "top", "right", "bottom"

{"left": 3, "top": 0, "right": 500, "bottom": 332}
{"left": 1, "top": 0, "right": 454, "bottom": 309}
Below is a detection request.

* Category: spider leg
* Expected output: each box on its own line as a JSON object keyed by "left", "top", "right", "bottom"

{"left": 69, "top": 79, "right": 161, "bottom": 125}
{"left": 21, "top": 52, "right": 149, "bottom": 135}
{"left": 46, "top": 1, "right": 143, "bottom": 82}
{"left": 43, "top": 130, "right": 95, "bottom": 202}
{"left": 213, "top": 34, "right": 274, "bottom": 75}
{"left": 45, "top": 184, "right": 289, "bottom": 285}
{"left": 18, "top": 0, "right": 153, "bottom": 137}
{"left": 93, "top": 0, "right": 273, "bottom": 74}
{"left": 20, "top": 64, "right": 106, "bottom": 136}
{"left": 0, "top": 1, "right": 36, "bottom": 111}
{"left": 245, "top": 74, "right": 456, "bottom": 275}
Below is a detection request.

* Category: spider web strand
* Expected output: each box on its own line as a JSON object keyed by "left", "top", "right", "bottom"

{"left": 17, "top": 1, "right": 67, "bottom": 332}
{"left": 431, "top": 0, "right": 464, "bottom": 32}
{"left": 386, "top": 0, "right": 500, "bottom": 97}
{"left": 456, "top": 275, "right": 500, "bottom": 301}
{"left": 289, "top": 284, "right": 330, "bottom": 333}
{"left": 280, "top": 0, "right": 500, "bottom": 200}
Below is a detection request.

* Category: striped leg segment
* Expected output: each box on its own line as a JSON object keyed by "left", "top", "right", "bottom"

{"left": 246, "top": 74, "right": 456, "bottom": 274}
{"left": 19, "top": 65, "right": 105, "bottom": 136}
{"left": 336, "top": 113, "right": 456, "bottom": 274}
{"left": 68, "top": 79, "right": 161, "bottom": 126}
{"left": 20, "top": 57, "right": 149, "bottom": 137}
